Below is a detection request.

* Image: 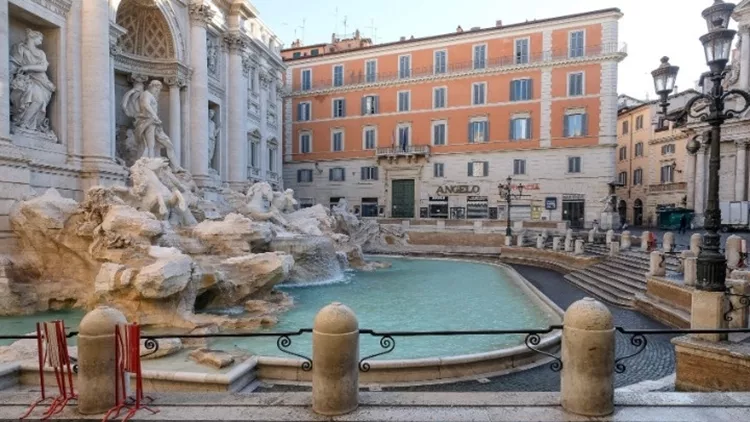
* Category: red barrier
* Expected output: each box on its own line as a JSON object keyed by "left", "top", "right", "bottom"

{"left": 102, "top": 323, "right": 157, "bottom": 422}
{"left": 20, "top": 321, "right": 76, "bottom": 420}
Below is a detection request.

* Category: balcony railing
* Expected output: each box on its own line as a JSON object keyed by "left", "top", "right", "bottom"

{"left": 649, "top": 182, "right": 687, "bottom": 193}
{"left": 376, "top": 145, "right": 431, "bottom": 157}
{"left": 296, "top": 42, "right": 626, "bottom": 93}
{"left": 267, "top": 170, "right": 280, "bottom": 181}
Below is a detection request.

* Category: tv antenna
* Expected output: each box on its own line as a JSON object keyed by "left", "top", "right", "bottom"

{"left": 296, "top": 18, "right": 306, "bottom": 43}
{"left": 366, "top": 18, "right": 378, "bottom": 43}
{"left": 342, "top": 15, "right": 348, "bottom": 36}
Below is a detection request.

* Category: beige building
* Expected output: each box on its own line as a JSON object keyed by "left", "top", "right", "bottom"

{"left": 615, "top": 99, "right": 650, "bottom": 226}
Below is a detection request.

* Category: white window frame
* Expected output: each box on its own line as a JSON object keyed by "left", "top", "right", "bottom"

{"left": 301, "top": 68, "right": 312, "bottom": 91}
{"left": 472, "top": 43, "right": 487, "bottom": 69}
{"left": 431, "top": 120, "right": 448, "bottom": 146}
{"left": 298, "top": 101, "right": 312, "bottom": 122}
{"left": 361, "top": 166, "right": 378, "bottom": 181}
{"left": 469, "top": 116, "right": 489, "bottom": 143}
{"left": 472, "top": 82, "right": 487, "bottom": 105}
{"left": 332, "top": 97, "right": 346, "bottom": 118}
{"left": 568, "top": 29, "right": 586, "bottom": 58}
{"left": 331, "top": 129, "right": 345, "bottom": 152}
{"left": 469, "top": 161, "right": 488, "bottom": 177}
{"left": 567, "top": 71, "right": 585, "bottom": 97}
{"left": 397, "top": 122, "right": 412, "bottom": 147}
{"left": 298, "top": 169, "right": 313, "bottom": 183}
{"left": 510, "top": 77, "right": 532, "bottom": 101}
{"left": 362, "top": 93, "right": 378, "bottom": 115}
{"left": 433, "top": 49, "right": 448, "bottom": 74}
{"left": 397, "top": 90, "right": 411, "bottom": 112}
{"left": 362, "top": 126, "right": 377, "bottom": 150}
{"left": 633, "top": 168, "right": 643, "bottom": 185}
{"left": 510, "top": 115, "right": 531, "bottom": 140}
{"left": 514, "top": 37, "right": 530, "bottom": 64}
{"left": 332, "top": 64, "right": 345, "bottom": 87}
{"left": 567, "top": 156, "right": 582, "bottom": 174}
{"left": 365, "top": 59, "right": 378, "bottom": 83}
{"left": 433, "top": 86, "right": 448, "bottom": 109}
{"left": 434, "top": 162, "right": 445, "bottom": 178}
{"left": 513, "top": 159, "right": 527, "bottom": 175}
{"left": 398, "top": 54, "right": 412, "bottom": 79}
{"left": 299, "top": 131, "right": 312, "bottom": 154}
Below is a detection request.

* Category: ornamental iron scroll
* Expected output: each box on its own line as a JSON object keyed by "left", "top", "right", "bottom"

{"left": 724, "top": 289, "right": 750, "bottom": 322}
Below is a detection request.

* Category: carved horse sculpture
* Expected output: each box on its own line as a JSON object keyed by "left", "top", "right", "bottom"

{"left": 245, "top": 182, "right": 287, "bottom": 226}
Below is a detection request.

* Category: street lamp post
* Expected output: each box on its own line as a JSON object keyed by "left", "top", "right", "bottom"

{"left": 651, "top": 0, "right": 750, "bottom": 291}
{"left": 498, "top": 176, "right": 525, "bottom": 237}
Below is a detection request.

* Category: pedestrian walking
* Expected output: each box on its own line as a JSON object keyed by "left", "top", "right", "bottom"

{"left": 679, "top": 214, "right": 688, "bottom": 234}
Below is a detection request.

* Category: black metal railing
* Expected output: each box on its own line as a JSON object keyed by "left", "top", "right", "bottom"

{"left": 296, "top": 42, "right": 626, "bottom": 92}
{"left": 375, "top": 145, "right": 431, "bottom": 157}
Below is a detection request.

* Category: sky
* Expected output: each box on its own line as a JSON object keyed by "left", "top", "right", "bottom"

{"left": 252, "top": 0, "right": 732, "bottom": 99}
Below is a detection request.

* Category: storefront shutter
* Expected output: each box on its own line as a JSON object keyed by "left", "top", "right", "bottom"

{"left": 483, "top": 161, "right": 489, "bottom": 176}
{"left": 467, "top": 162, "right": 472, "bottom": 176}
{"left": 582, "top": 114, "right": 588, "bottom": 136}
{"left": 373, "top": 167, "right": 379, "bottom": 180}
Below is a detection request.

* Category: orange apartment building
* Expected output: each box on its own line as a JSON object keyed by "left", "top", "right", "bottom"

{"left": 281, "top": 9, "right": 625, "bottom": 228}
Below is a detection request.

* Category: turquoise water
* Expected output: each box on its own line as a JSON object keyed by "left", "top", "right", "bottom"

{"left": 0, "top": 310, "right": 85, "bottom": 346}
{"left": 212, "top": 257, "right": 556, "bottom": 359}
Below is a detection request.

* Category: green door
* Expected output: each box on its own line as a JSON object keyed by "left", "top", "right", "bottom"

{"left": 391, "top": 179, "right": 415, "bottom": 218}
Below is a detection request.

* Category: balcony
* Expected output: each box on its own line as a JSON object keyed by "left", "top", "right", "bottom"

{"left": 266, "top": 170, "right": 280, "bottom": 182}
{"left": 294, "top": 42, "right": 627, "bottom": 94}
{"left": 649, "top": 182, "right": 687, "bottom": 193}
{"left": 376, "top": 145, "right": 430, "bottom": 165}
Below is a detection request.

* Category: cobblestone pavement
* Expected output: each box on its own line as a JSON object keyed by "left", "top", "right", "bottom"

{"left": 256, "top": 264, "right": 677, "bottom": 393}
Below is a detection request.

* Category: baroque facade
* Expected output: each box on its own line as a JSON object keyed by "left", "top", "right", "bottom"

{"left": 0, "top": 0, "right": 285, "bottom": 252}
{"left": 281, "top": 9, "right": 625, "bottom": 229}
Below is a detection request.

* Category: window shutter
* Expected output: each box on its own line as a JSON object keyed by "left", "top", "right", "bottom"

{"left": 373, "top": 167, "right": 379, "bottom": 180}
{"left": 341, "top": 168, "right": 346, "bottom": 181}
{"left": 483, "top": 161, "right": 489, "bottom": 176}
{"left": 341, "top": 99, "right": 346, "bottom": 117}
{"left": 528, "top": 117, "right": 533, "bottom": 139}
{"left": 510, "top": 80, "right": 515, "bottom": 101}
{"left": 582, "top": 114, "right": 588, "bottom": 136}
{"left": 374, "top": 96, "right": 379, "bottom": 113}
{"left": 361, "top": 97, "right": 366, "bottom": 115}
{"left": 486, "top": 120, "right": 490, "bottom": 141}
{"left": 297, "top": 169, "right": 302, "bottom": 183}
{"left": 468, "top": 122, "right": 474, "bottom": 143}
{"left": 563, "top": 115, "right": 569, "bottom": 137}
{"left": 528, "top": 81, "right": 534, "bottom": 99}
{"left": 297, "top": 103, "right": 302, "bottom": 120}
{"left": 329, "top": 168, "right": 333, "bottom": 181}
{"left": 434, "top": 163, "right": 438, "bottom": 177}
{"left": 360, "top": 167, "right": 365, "bottom": 180}
{"left": 468, "top": 162, "right": 472, "bottom": 176}
{"left": 509, "top": 118, "right": 514, "bottom": 140}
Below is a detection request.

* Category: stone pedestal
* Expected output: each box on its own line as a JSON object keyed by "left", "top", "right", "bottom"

{"left": 77, "top": 306, "right": 127, "bottom": 415}
{"left": 312, "top": 302, "right": 359, "bottom": 416}
{"left": 553, "top": 237, "right": 562, "bottom": 252}
{"left": 678, "top": 251, "right": 694, "bottom": 274}
{"left": 564, "top": 237, "right": 573, "bottom": 252}
{"left": 640, "top": 231, "right": 651, "bottom": 252}
{"left": 588, "top": 229, "right": 596, "bottom": 243}
{"left": 536, "top": 235, "right": 544, "bottom": 249}
{"left": 605, "top": 229, "right": 614, "bottom": 245}
{"left": 609, "top": 241, "right": 620, "bottom": 257}
{"left": 649, "top": 251, "right": 666, "bottom": 277}
{"left": 690, "top": 291, "right": 727, "bottom": 342}
{"left": 574, "top": 239, "right": 584, "bottom": 255}
{"left": 620, "top": 230, "right": 631, "bottom": 250}
{"left": 684, "top": 257, "right": 698, "bottom": 286}
{"left": 726, "top": 235, "right": 743, "bottom": 269}
{"left": 726, "top": 279, "right": 750, "bottom": 329}
{"left": 561, "top": 298, "right": 614, "bottom": 417}
{"left": 600, "top": 212, "right": 620, "bottom": 231}
{"left": 516, "top": 233, "right": 525, "bottom": 247}
{"left": 663, "top": 232, "right": 675, "bottom": 253}
{"left": 690, "top": 233, "right": 703, "bottom": 256}
{"left": 504, "top": 236, "right": 512, "bottom": 247}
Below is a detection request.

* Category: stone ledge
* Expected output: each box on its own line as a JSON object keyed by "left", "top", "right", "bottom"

{"left": 673, "top": 335, "right": 750, "bottom": 392}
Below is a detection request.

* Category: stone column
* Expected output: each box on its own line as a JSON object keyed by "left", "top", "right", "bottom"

{"left": 740, "top": 25, "right": 750, "bottom": 91}
{"left": 165, "top": 77, "right": 184, "bottom": 169}
{"left": 312, "top": 302, "right": 359, "bottom": 416}
{"left": 649, "top": 251, "right": 666, "bottom": 276}
{"left": 0, "top": 0, "right": 9, "bottom": 140}
{"left": 188, "top": 2, "right": 214, "bottom": 183}
{"left": 694, "top": 145, "right": 708, "bottom": 225}
{"left": 736, "top": 140, "right": 748, "bottom": 201}
{"left": 225, "top": 33, "right": 248, "bottom": 190}
{"left": 77, "top": 306, "right": 127, "bottom": 414}
{"left": 561, "top": 298, "right": 614, "bottom": 417}
{"left": 686, "top": 151, "right": 697, "bottom": 210}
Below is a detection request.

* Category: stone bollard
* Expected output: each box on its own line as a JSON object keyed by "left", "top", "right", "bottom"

{"left": 504, "top": 235, "right": 513, "bottom": 246}
{"left": 574, "top": 239, "right": 584, "bottom": 255}
{"left": 726, "top": 235, "right": 743, "bottom": 269}
{"left": 684, "top": 257, "right": 697, "bottom": 286}
{"left": 609, "top": 241, "right": 620, "bottom": 256}
{"left": 605, "top": 229, "right": 614, "bottom": 245}
{"left": 690, "top": 233, "right": 703, "bottom": 256}
{"left": 553, "top": 237, "right": 562, "bottom": 251}
{"left": 663, "top": 232, "right": 674, "bottom": 253}
{"left": 564, "top": 237, "right": 573, "bottom": 252}
{"left": 517, "top": 232, "right": 525, "bottom": 247}
{"left": 541, "top": 229, "right": 549, "bottom": 243}
{"left": 640, "top": 231, "right": 651, "bottom": 252}
{"left": 77, "top": 306, "right": 128, "bottom": 415}
{"left": 565, "top": 228, "right": 573, "bottom": 240}
{"left": 588, "top": 228, "right": 595, "bottom": 243}
{"left": 536, "top": 234, "right": 544, "bottom": 249}
{"left": 648, "top": 251, "right": 666, "bottom": 276}
{"left": 312, "top": 302, "right": 359, "bottom": 416}
{"left": 561, "top": 298, "right": 614, "bottom": 416}
{"left": 691, "top": 291, "right": 727, "bottom": 342}
{"left": 620, "top": 231, "right": 631, "bottom": 250}
{"left": 726, "top": 279, "right": 750, "bottom": 329}
{"left": 677, "top": 250, "right": 694, "bottom": 274}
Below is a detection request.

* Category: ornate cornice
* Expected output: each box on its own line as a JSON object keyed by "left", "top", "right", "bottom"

{"left": 29, "top": 0, "right": 72, "bottom": 16}
{"left": 189, "top": 1, "right": 215, "bottom": 27}
{"left": 736, "top": 139, "right": 750, "bottom": 148}
{"left": 109, "top": 23, "right": 127, "bottom": 57}
{"left": 242, "top": 54, "right": 253, "bottom": 77}
{"left": 164, "top": 76, "right": 187, "bottom": 88}
{"left": 115, "top": 54, "right": 191, "bottom": 83}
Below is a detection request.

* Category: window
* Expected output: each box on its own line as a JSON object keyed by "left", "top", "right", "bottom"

{"left": 249, "top": 141, "right": 259, "bottom": 167}
{"left": 297, "top": 169, "right": 313, "bottom": 183}
{"left": 660, "top": 165, "right": 674, "bottom": 183}
{"left": 619, "top": 146, "right": 627, "bottom": 161}
{"left": 661, "top": 144, "right": 676, "bottom": 155}
{"left": 268, "top": 147, "right": 277, "bottom": 172}
{"left": 515, "top": 38, "right": 529, "bottom": 64}
{"left": 468, "top": 161, "right": 489, "bottom": 177}
{"left": 332, "top": 130, "right": 344, "bottom": 151}
{"left": 564, "top": 113, "right": 588, "bottom": 137}
{"left": 568, "top": 72, "right": 584, "bottom": 96}
{"left": 361, "top": 166, "right": 379, "bottom": 181}
{"left": 618, "top": 171, "right": 627, "bottom": 186}
{"left": 434, "top": 50, "right": 447, "bottom": 74}
{"left": 510, "top": 117, "right": 531, "bottom": 140}
{"left": 397, "top": 125, "right": 410, "bottom": 150}
{"left": 568, "top": 156, "right": 581, "bottom": 173}
{"left": 399, "top": 55, "right": 411, "bottom": 79}
{"left": 310, "top": 48, "right": 319, "bottom": 56}
{"left": 297, "top": 102, "right": 311, "bottom": 121}
{"left": 333, "top": 64, "right": 344, "bottom": 87}
{"left": 301, "top": 69, "right": 312, "bottom": 91}
{"left": 635, "top": 142, "right": 644, "bottom": 157}
{"left": 472, "top": 82, "right": 486, "bottom": 105}
{"left": 249, "top": 67, "right": 256, "bottom": 93}
{"left": 433, "top": 87, "right": 447, "bottom": 109}
{"left": 622, "top": 120, "right": 629, "bottom": 135}
{"left": 300, "top": 133, "right": 311, "bottom": 153}
{"left": 468, "top": 120, "right": 489, "bottom": 143}
{"left": 362, "top": 95, "right": 378, "bottom": 115}
{"left": 292, "top": 52, "right": 301, "bottom": 59}
{"left": 569, "top": 30, "right": 585, "bottom": 58}
{"left": 398, "top": 91, "right": 410, "bottom": 112}
{"left": 473, "top": 44, "right": 487, "bottom": 69}
{"left": 432, "top": 121, "right": 447, "bottom": 145}
{"left": 655, "top": 116, "right": 668, "bottom": 132}
{"left": 329, "top": 167, "right": 346, "bottom": 182}
{"left": 365, "top": 59, "right": 377, "bottom": 83}
{"left": 635, "top": 115, "right": 644, "bottom": 130}
{"left": 510, "top": 79, "right": 532, "bottom": 101}
{"left": 333, "top": 98, "right": 346, "bottom": 118}
{"left": 513, "top": 159, "right": 526, "bottom": 175}
{"left": 434, "top": 162, "right": 445, "bottom": 178}
{"left": 633, "top": 168, "right": 643, "bottom": 185}
{"left": 363, "top": 127, "right": 376, "bottom": 150}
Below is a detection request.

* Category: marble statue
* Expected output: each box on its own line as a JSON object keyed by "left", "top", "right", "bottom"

{"left": 207, "top": 36, "right": 218, "bottom": 75}
{"left": 9, "top": 28, "right": 57, "bottom": 140}
{"left": 208, "top": 109, "right": 219, "bottom": 167}
{"left": 271, "top": 189, "right": 298, "bottom": 214}
{"left": 122, "top": 80, "right": 182, "bottom": 171}
{"left": 245, "top": 182, "right": 287, "bottom": 226}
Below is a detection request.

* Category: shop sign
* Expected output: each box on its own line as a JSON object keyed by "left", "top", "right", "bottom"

{"left": 563, "top": 193, "right": 585, "bottom": 201}
{"left": 436, "top": 185, "right": 480, "bottom": 195}
{"left": 429, "top": 196, "right": 448, "bottom": 202}
{"left": 468, "top": 196, "right": 488, "bottom": 202}
{"left": 517, "top": 183, "right": 540, "bottom": 190}
{"left": 545, "top": 197, "right": 558, "bottom": 210}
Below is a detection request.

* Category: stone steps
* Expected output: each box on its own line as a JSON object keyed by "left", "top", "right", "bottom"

{"left": 573, "top": 270, "right": 641, "bottom": 300}
{"left": 563, "top": 273, "right": 632, "bottom": 308}
{"left": 634, "top": 293, "right": 691, "bottom": 328}
{"left": 584, "top": 266, "right": 646, "bottom": 291}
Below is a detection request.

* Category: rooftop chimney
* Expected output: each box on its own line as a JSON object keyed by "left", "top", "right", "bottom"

{"left": 400, "top": 36, "right": 406, "bottom": 41}
{"left": 495, "top": 20, "right": 503, "bottom": 27}
{"left": 456, "top": 25, "right": 463, "bottom": 33}
{"left": 470, "top": 26, "right": 481, "bottom": 31}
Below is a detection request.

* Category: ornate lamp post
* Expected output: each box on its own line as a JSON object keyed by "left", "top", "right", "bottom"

{"left": 498, "top": 176, "right": 525, "bottom": 237}
{"left": 651, "top": 0, "right": 750, "bottom": 291}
